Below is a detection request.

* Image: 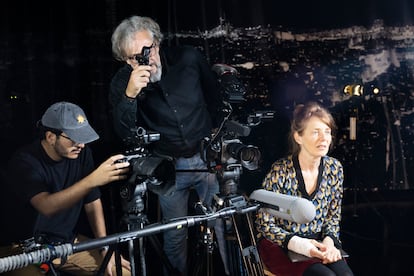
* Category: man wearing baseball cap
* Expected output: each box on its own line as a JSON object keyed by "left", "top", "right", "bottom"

{"left": 0, "top": 102, "right": 131, "bottom": 275}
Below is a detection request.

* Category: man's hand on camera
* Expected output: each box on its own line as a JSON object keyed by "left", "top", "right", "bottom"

{"left": 86, "top": 154, "right": 130, "bottom": 187}
{"left": 125, "top": 64, "right": 152, "bottom": 99}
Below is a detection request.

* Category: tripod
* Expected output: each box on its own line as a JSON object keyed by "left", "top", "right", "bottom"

{"left": 189, "top": 170, "right": 265, "bottom": 276}
{"left": 100, "top": 181, "right": 179, "bottom": 276}
{"left": 219, "top": 194, "right": 265, "bottom": 276}
{"left": 190, "top": 202, "right": 217, "bottom": 276}
{"left": 122, "top": 211, "right": 147, "bottom": 276}
{"left": 123, "top": 184, "right": 181, "bottom": 276}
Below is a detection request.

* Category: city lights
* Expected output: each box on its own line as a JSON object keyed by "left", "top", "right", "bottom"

{"left": 343, "top": 84, "right": 380, "bottom": 96}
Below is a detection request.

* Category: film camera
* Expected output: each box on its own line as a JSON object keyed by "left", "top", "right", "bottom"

{"left": 202, "top": 115, "right": 272, "bottom": 195}
{"left": 118, "top": 127, "right": 175, "bottom": 214}
{"left": 205, "top": 64, "right": 274, "bottom": 195}
{"left": 135, "top": 45, "right": 152, "bottom": 65}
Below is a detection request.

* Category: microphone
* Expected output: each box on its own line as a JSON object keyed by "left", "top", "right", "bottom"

{"left": 249, "top": 189, "right": 316, "bottom": 224}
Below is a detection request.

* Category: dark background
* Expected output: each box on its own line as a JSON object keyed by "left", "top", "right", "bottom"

{"left": 1, "top": 1, "right": 414, "bottom": 275}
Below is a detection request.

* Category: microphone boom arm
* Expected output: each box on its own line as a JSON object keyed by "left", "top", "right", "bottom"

{"left": 0, "top": 203, "right": 259, "bottom": 273}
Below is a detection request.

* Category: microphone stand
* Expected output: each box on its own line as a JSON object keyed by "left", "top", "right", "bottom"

{"left": 0, "top": 204, "right": 259, "bottom": 274}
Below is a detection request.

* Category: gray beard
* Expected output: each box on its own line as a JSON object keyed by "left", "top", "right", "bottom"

{"left": 150, "top": 64, "right": 162, "bottom": 82}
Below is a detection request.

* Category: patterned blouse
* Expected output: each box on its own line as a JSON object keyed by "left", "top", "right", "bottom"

{"left": 255, "top": 154, "right": 344, "bottom": 249}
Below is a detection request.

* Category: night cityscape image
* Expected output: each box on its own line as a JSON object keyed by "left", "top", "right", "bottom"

{"left": 173, "top": 19, "right": 414, "bottom": 275}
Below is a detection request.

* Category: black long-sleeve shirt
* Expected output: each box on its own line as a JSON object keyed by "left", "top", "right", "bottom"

{"left": 109, "top": 45, "right": 224, "bottom": 157}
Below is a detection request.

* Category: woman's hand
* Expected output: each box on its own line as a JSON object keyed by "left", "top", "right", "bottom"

{"left": 319, "top": 236, "right": 343, "bottom": 264}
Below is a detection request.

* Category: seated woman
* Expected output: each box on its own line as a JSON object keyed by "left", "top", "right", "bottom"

{"left": 255, "top": 101, "right": 354, "bottom": 276}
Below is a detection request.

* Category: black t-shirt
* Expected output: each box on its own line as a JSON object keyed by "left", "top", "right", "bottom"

{"left": 0, "top": 139, "right": 100, "bottom": 245}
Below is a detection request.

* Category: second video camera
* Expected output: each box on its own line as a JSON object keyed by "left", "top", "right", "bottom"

{"left": 119, "top": 127, "right": 175, "bottom": 207}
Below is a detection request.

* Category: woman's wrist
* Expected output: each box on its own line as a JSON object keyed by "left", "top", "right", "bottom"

{"left": 287, "top": 236, "right": 314, "bottom": 257}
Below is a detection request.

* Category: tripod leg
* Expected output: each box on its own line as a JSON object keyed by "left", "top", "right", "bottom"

{"left": 97, "top": 247, "right": 114, "bottom": 276}
{"left": 205, "top": 227, "right": 215, "bottom": 276}
{"left": 189, "top": 224, "right": 216, "bottom": 276}
{"left": 128, "top": 240, "right": 136, "bottom": 276}
{"left": 244, "top": 213, "right": 265, "bottom": 276}
{"left": 222, "top": 217, "right": 244, "bottom": 275}
{"left": 138, "top": 237, "right": 146, "bottom": 276}
{"left": 97, "top": 245, "right": 124, "bottom": 276}
{"left": 231, "top": 213, "right": 265, "bottom": 276}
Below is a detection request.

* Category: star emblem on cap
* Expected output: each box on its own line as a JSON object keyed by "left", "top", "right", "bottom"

{"left": 77, "top": 115, "right": 86, "bottom": 124}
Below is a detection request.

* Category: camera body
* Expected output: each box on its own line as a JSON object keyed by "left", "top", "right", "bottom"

{"left": 135, "top": 45, "right": 151, "bottom": 65}
{"left": 202, "top": 120, "right": 263, "bottom": 195}
{"left": 205, "top": 64, "right": 275, "bottom": 196}
{"left": 119, "top": 127, "right": 175, "bottom": 215}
